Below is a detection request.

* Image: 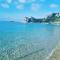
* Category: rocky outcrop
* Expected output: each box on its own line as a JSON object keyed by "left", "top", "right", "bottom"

{"left": 25, "top": 13, "right": 60, "bottom": 23}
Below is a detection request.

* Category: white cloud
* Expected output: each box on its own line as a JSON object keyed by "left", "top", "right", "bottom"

{"left": 18, "top": 0, "right": 36, "bottom": 3}
{"left": 19, "top": 0, "right": 27, "bottom": 3}
{"left": 16, "top": 4, "right": 24, "bottom": 9}
{"left": 31, "top": 3, "right": 40, "bottom": 11}
{"left": 40, "top": 0, "right": 45, "bottom": 2}
{"left": 6, "top": 0, "right": 12, "bottom": 3}
{"left": 49, "top": 4, "right": 59, "bottom": 8}
{"left": 27, "top": 0, "right": 36, "bottom": 3}
{"left": 14, "top": 1, "right": 18, "bottom": 5}
{"left": 1, "top": 3, "right": 9, "bottom": 8}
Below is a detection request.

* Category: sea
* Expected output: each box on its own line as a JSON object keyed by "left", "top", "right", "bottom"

{"left": 0, "top": 21, "right": 60, "bottom": 60}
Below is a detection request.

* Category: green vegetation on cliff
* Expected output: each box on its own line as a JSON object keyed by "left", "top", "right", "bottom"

{"left": 25, "top": 13, "right": 60, "bottom": 24}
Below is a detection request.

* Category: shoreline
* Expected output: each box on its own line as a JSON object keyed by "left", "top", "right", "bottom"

{"left": 0, "top": 21, "right": 60, "bottom": 25}
{"left": 45, "top": 42, "right": 60, "bottom": 60}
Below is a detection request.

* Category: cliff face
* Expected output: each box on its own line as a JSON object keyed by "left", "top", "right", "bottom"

{"left": 25, "top": 13, "right": 60, "bottom": 23}
{"left": 25, "top": 17, "right": 43, "bottom": 23}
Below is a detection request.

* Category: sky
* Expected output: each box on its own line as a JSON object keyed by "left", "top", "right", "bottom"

{"left": 0, "top": 0, "right": 60, "bottom": 22}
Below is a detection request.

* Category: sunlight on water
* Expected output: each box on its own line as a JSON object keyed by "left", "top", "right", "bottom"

{"left": 0, "top": 21, "right": 60, "bottom": 60}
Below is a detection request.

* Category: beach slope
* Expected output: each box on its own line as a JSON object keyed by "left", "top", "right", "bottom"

{"left": 47, "top": 43, "right": 60, "bottom": 60}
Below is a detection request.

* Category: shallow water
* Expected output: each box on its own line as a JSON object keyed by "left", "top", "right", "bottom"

{"left": 0, "top": 21, "right": 60, "bottom": 60}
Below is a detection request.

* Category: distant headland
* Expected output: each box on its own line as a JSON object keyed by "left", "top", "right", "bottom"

{"left": 24, "top": 12, "right": 60, "bottom": 25}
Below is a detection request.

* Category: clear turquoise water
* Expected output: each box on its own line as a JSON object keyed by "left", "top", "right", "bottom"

{"left": 0, "top": 21, "right": 60, "bottom": 60}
